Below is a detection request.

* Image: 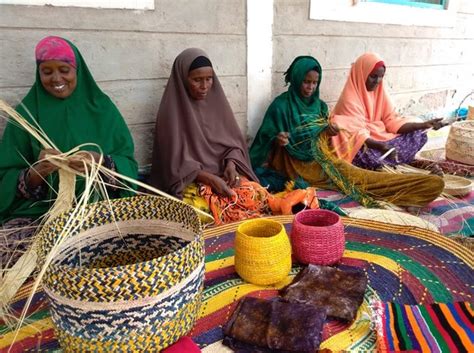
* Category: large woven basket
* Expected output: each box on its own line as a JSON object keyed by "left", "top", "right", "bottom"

{"left": 445, "top": 121, "right": 474, "bottom": 165}
{"left": 35, "top": 196, "right": 204, "bottom": 352}
{"left": 291, "top": 209, "right": 345, "bottom": 265}
{"left": 234, "top": 219, "right": 291, "bottom": 286}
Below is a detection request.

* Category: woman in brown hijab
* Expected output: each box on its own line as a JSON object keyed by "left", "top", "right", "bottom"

{"left": 149, "top": 48, "right": 257, "bottom": 201}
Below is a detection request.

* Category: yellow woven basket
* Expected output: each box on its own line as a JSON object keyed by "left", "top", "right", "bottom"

{"left": 234, "top": 219, "right": 291, "bottom": 286}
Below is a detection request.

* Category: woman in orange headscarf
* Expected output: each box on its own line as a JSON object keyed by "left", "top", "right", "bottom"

{"left": 331, "top": 52, "right": 444, "bottom": 170}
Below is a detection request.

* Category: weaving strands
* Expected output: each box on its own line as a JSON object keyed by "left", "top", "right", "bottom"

{"left": 3, "top": 216, "right": 473, "bottom": 352}
{"left": 316, "top": 135, "right": 379, "bottom": 207}
{"left": 373, "top": 302, "right": 474, "bottom": 353}
{"left": 198, "top": 179, "right": 268, "bottom": 225}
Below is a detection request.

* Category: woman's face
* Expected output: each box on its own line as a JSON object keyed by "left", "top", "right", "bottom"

{"left": 187, "top": 66, "right": 214, "bottom": 100}
{"left": 365, "top": 66, "right": 385, "bottom": 92}
{"left": 299, "top": 70, "right": 319, "bottom": 98}
{"left": 39, "top": 60, "right": 77, "bottom": 99}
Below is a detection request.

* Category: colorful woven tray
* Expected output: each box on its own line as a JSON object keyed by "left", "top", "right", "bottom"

{"left": 1, "top": 216, "right": 473, "bottom": 353}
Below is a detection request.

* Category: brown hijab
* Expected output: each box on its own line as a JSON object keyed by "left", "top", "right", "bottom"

{"left": 149, "top": 48, "right": 257, "bottom": 197}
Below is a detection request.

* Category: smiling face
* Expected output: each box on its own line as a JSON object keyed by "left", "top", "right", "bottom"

{"left": 39, "top": 60, "right": 77, "bottom": 99}
{"left": 187, "top": 66, "right": 214, "bottom": 100}
{"left": 299, "top": 69, "right": 319, "bottom": 98}
{"left": 365, "top": 66, "right": 385, "bottom": 92}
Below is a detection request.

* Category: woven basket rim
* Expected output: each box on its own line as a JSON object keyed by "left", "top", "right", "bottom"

{"left": 236, "top": 218, "right": 284, "bottom": 239}
{"left": 38, "top": 195, "right": 203, "bottom": 271}
{"left": 451, "top": 120, "right": 474, "bottom": 131}
{"left": 49, "top": 224, "right": 199, "bottom": 273}
{"left": 294, "top": 209, "right": 340, "bottom": 227}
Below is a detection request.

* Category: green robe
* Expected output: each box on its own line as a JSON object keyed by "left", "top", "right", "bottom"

{"left": 0, "top": 40, "right": 138, "bottom": 223}
{"left": 250, "top": 56, "right": 329, "bottom": 167}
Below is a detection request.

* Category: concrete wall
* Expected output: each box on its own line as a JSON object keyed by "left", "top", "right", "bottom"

{"left": 1, "top": 0, "right": 473, "bottom": 169}
{"left": 272, "top": 0, "right": 474, "bottom": 118}
{"left": 0, "top": 0, "right": 247, "bottom": 167}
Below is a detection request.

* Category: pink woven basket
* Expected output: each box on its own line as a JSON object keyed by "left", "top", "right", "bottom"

{"left": 290, "top": 209, "right": 345, "bottom": 265}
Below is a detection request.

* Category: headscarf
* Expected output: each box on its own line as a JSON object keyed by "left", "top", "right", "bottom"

{"left": 35, "top": 36, "right": 76, "bottom": 68}
{"left": 149, "top": 48, "right": 257, "bottom": 198}
{"left": 0, "top": 36, "right": 138, "bottom": 222}
{"left": 331, "top": 52, "right": 415, "bottom": 162}
{"left": 250, "top": 56, "right": 329, "bottom": 167}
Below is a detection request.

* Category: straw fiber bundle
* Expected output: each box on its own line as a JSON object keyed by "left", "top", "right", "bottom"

{"left": 36, "top": 196, "right": 205, "bottom": 352}
{"left": 291, "top": 209, "right": 345, "bottom": 265}
{"left": 234, "top": 219, "right": 291, "bottom": 285}
{"left": 446, "top": 121, "right": 474, "bottom": 165}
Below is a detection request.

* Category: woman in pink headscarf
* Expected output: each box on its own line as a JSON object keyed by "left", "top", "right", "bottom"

{"left": 331, "top": 53, "right": 444, "bottom": 170}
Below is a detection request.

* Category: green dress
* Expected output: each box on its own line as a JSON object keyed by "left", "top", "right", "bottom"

{"left": 0, "top": 40, "right": 138, "bottom": 223}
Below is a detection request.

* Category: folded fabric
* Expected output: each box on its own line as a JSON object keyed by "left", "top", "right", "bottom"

{"left": 280, "top": 264, "right": 367, "bottom": 322}
{"left": 373, "top": 301, "right": 474, "bottom": 353}
{"left": 162, "top": 336, "right": 201, "bottom": 353}
{"left": 223, "top": 296, "right": 326, "bottom": 352}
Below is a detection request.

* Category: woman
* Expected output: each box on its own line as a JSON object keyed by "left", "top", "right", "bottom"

{"left": 0, "top": 36, "right": 138, "bottom": 261}
{"left": 250, "top": 55, "right": 444, "bottom": 208}
{"left": 331, "top": 52, "right": 444, "bottom": 170}
{"left": 149, "top": 48, "right": 261, "bottom": 224}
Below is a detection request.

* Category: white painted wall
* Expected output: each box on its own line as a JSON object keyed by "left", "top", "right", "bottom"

{"left": 247, "top": 0, "right": 274, "bottom": 141}
{"left": 1, "top": 0, "right": 473, "bottom": 168}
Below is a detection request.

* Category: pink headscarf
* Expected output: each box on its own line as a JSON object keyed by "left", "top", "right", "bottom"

{"left": 330, "top": 53, "right": 414, "bottom": 162}
{"left": 35, "top": 36, "right": 77, "bottom": 68}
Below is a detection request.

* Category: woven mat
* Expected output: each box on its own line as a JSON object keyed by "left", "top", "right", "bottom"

{"left": 3, "top": 216, "right": 472, "bottom": 353}
{"left": 318, "top": 190, "right": 474, "bottom": 237}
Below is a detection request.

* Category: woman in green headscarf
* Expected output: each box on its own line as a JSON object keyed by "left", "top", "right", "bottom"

{"left": 250, "top": 55, "right": 444, "bottom": 207}
{"left": 0, "top": 36, "right": 138, "bottom": 260}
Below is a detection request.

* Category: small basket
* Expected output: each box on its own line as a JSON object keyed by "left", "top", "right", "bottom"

{"left": 36, "top": 196, "right": 204, "bottom": 352}
{"left": 445, "top": 121, "right": 474, "bottom": 165}
{"left": 234, "top": 219, "right": 291, "bottom": 286}
{"left": 443, "top": 175, "right": 473, "bottom": 196}
{"left": 290, "top": 209, "right": 345, "bottom": 265}
{"left": 414, "top": 148, "right": 474, "bottom": 177}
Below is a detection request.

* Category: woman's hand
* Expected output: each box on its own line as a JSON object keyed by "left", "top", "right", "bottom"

{"left": 365, "top": 139, "right": 398, "bottom": 162}
{"left": 68, "top": 151, "right": 102, "bottom": 173}
{"left": 196, "top": 171, "right": 235, "bottom": 198}
{"left": 423, "top": 118, "right": 445, "bottom": 130}
{"left": 26, "top": 149, "right": 62, "bottom": 188}
{"left": 276, "top": 132, "right": 290, "bottom": 146}
{"left": 326, "top": 123, "right": 340, "bottom": 136}
{"left": 223, "top": 160, "right": 241, "bottom": 188}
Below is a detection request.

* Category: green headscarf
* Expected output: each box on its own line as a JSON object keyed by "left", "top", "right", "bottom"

{"left": 250, "top": 56, "right": 329, "bottom": 167}
{"left": 0, "top": 38, "right": 138, "bottom": 223}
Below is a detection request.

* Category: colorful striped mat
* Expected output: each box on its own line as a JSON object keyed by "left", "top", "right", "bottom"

{"left": 1, "top": 216, "right": 473, "bottom": 353}
{"left": 374, "top": 302, "right": 473, "bottom": 353}
{"left": 318, "top": 190, "right": 474, "bottom": 236}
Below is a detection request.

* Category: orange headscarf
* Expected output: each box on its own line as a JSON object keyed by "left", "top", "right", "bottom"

{"left": 330, "top": 53, "right": 414, "bottom": 162}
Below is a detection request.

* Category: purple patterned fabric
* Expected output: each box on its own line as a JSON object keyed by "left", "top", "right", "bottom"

{"left": 352, "top": 130, "right": 427, "bottom": 170}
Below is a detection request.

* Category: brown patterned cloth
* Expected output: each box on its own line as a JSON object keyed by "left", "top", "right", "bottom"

{"left": 223, "top": 297, "right": 326, "bottom": 353}
{"left": 281, "top": 264, "right": 368, "bottom": 322}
